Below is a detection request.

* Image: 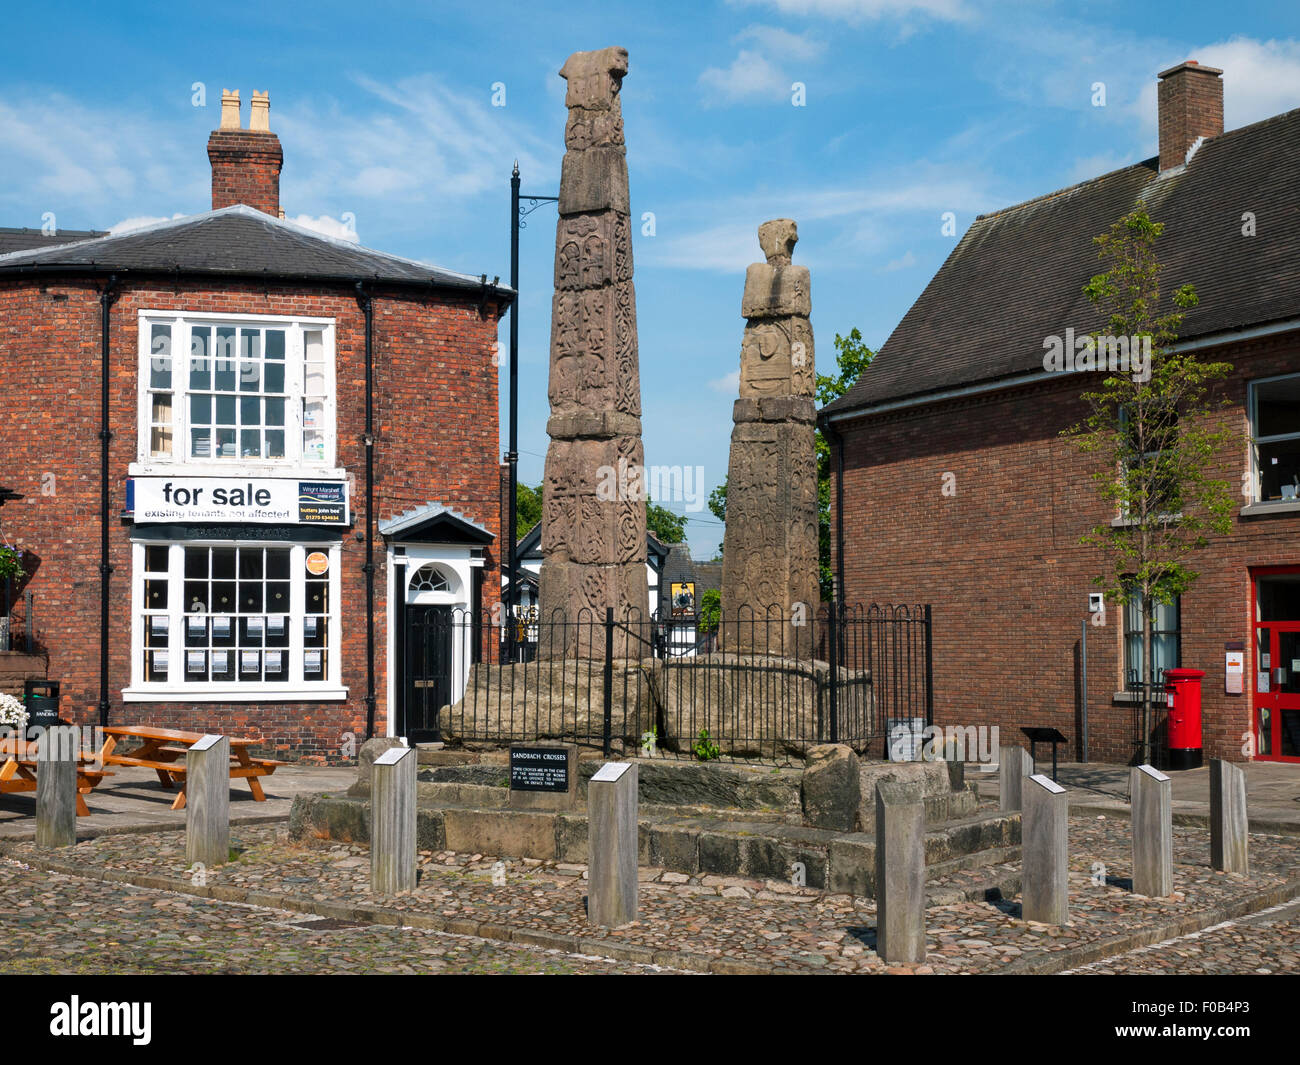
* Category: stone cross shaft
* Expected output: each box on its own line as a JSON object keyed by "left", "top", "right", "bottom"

{"left": 539, "top": 46, "right": 649, "bottom": 656}
{"left": 720, "top": 219, "right": 819, "bottom": 653}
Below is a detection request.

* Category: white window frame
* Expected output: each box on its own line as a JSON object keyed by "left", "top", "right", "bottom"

{"left": 123, "top": 538, "right": 346, "bottom": 702}
{"left": 130, "top": 309, "right": 341, "bottom": 478}
{"left": 1247, "top": 372, "right": 1300, "bottom": 505}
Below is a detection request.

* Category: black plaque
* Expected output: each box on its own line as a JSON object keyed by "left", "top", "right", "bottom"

{"left": 510, "top": 746, "right": 570, "bottom": 793}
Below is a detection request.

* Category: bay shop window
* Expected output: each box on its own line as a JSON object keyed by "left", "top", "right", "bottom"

{"left": 126, "top": 541, "right": 344, "bottom": 700}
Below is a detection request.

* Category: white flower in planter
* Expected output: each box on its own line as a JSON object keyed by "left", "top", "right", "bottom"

{"left": 0, "top": 692, "right": 29, "bottom": 733}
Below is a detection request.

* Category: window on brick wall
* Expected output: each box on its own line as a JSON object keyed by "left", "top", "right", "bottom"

{"left": 1123, "top": 590, "right": 1181, "bottom": 690}
{"left": 127, "top": 540, "right": 343, "bottom": 699}
{"left": 136, "top": 311, "right": 336, "bottom": 469}
{"left": 1248, "top": 374, "right": 1300, "bottom": 504}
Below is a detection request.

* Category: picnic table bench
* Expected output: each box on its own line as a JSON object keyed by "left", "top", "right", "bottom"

{"left": 102, "top": 726, "right": 288, "bottom": 810}
{"left": 0, "top": 736, "right": 115, "bottom": 817}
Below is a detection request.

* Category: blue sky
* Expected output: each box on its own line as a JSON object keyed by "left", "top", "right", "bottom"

{"left": 5, "top": 1, "right": 1300, "bottom": 557}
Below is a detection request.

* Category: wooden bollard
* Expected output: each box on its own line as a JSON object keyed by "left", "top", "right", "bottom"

{"left": 371, "top": 745, "right": 417, "bottom": 895}
{"left": 186, "top": 734, "right": 230, "bottom": 870}
{"left": 1131, "top": 764, "right": 1173, "bottom": 897}
{"left": 999, "top": 745, "right": 1034, "bottom": 812}
{"left": 35, "top": 725, "right": 77, "bottom": 849}
{"left": 874, "top": 780, "right": 926, "bottom": 964}
{"left": 1209, "top": 758, "right": 1248, "bottom": 874}
{"left": 1022, "top": 774, "right": 1069, "bottom": 924}
{"left": 588, "top": 761, "right": 638, "bottom": 927}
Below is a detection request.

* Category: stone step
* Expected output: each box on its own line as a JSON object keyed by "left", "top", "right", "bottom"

{"left": 290, "top": 791, "right": 1020, "bottom": 899}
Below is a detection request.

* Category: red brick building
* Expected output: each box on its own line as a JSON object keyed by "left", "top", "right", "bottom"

{"left": 0, "top": 91, "right": 511, "bottom": 761}
{"left": 821, "top": 62, "right": 1300, "bottom": 767}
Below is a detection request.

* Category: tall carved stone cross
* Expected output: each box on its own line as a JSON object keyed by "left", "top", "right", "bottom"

{"left": 720, "top": 219, "right": 819, "bottom": 654}
{"left": 539, "top": 46, "right": 649, "bottom": 656}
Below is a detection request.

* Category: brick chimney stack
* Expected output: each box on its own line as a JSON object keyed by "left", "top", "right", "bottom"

{"left": 1157, "top": 60, "right": 1224, "bottom": 172}
{"left": 207, "top": 89, "right": 284, "bottom": 217}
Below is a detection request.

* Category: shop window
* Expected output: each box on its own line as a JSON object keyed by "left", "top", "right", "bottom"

{"left": 1249, "top": 374, "right": 1300, "bottom": 503}
{"left": 137, "top": 312, "right": 335, "bottom": 468}
{"left": 132, "top": 541, "right": 338, "bottom": 693}
{"left": 1123, "top": 591, "right": 1181, "bottom": 689}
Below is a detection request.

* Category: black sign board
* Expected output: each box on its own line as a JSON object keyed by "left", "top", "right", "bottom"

{"left": 509, "top": 746, "right": 570, "bottom": 793}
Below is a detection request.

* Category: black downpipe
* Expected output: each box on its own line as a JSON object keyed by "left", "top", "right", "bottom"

{"left": 355, "top": 283, "right": 376, "bottom": 740}
{"left": 99, "top": 276, "right": 119, "bottom": 729}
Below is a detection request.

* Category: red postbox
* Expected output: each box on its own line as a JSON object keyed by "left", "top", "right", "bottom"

{"left": 1164, "top": 667, "right": 1205, "bottom": 770}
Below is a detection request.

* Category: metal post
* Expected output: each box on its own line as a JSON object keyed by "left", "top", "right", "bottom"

{"left": 24, "top": 590, "right": 32, "bottom": 654}
{"left": 506, "top": 163, "right": 521, "bottom": 662}
{"left": 923, "top": 604, "right": 934, "bottom": 729}
{"left": 602, "top": 607, "right": 614, "bottom": 756}
{"left": 827, "top": 599, "right": 839, "bottom": 743}
{"left": 1080, "top": 618, "right": 1089, "bottom": 763}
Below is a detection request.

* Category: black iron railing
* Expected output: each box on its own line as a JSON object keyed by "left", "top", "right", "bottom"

{"left": 405, "top": 602, "right": 931, "bottom": 765}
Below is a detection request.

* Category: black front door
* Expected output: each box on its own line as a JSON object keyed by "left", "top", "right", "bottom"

{"left": 401, "top": 604, "right": 452, "bottom": 744}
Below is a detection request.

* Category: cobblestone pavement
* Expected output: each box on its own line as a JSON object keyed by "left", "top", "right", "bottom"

{"left": 0, "top": 858, "right": 673, "bottom": 975}
{"left": 1062, "top": 898, "right": 1300, "bottom": 975}
{"left": 4, "top": 814, "right": 1296, "bottom": 974}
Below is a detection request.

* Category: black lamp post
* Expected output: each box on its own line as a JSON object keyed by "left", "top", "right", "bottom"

{"left": 505, "top": 162, "right": 557, "bottom": 659}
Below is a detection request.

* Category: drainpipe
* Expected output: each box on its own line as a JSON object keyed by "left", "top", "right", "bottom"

{"left": 355, "top": 283, "right": 376, "bottom": 740}
{"left": 99, "top": 276, "right": 120, "bottom": 729}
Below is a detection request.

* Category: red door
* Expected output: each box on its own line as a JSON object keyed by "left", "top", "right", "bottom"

{"left": 1252, "top": 568, "right": 1300, "bottom": 762}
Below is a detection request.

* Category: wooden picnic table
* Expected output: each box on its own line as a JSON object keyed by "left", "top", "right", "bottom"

{"left": 101, "top": 726, "right": 287, "bottom": 811}
{"left": 0, "top": 736, "right": 115, "bottom": 817}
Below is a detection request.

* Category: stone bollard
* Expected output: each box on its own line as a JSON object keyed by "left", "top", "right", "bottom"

{"left": 1131, "top": 764, "right": 1173, "bottom": 897}
{"left": 874, "top": 780, "right": 926, "bottom": 964}
{"left": 35, "top": 725, "right": 78, "bottom": 848}
{"left": 1021, "top": 774, "right": 1069, "bottom": 924}
{"left": 186, "top": 734, "right": 230, "bottom": 870}
{"left": 1209, "top": 758, "right": 1249, "bottom": 874}
{"left": 999, "top": 745, "right": 1034, "bottom": 812}
{"left": 371, "top": 745, "right": 417, "bottom": 895}
{"left": 588, "top": 761, "right": 638, "bottom": 927}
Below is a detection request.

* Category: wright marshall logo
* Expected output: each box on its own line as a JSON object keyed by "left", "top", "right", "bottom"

{"left": 49, "top": 997, "right": 151, "bottom": 1045}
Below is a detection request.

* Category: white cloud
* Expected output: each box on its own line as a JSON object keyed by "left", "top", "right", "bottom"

{"left": 108, "top": 214, "right": 185, "bottom": 234}
{"left": 730, "top": 0, "right": 969, "bottom": 22}
{"left": 709, "top": 370, "right": 741, "bottom": 393}
{"left": 1132, "top": 38, "right": 1300, "bottom": 137}
{"left": 736, "top": 24, "right": 826, "bottom": 61}
{"left": 0, "top": 95, "right": 204, "bottom": 218}
{"left": 880, "top": 249, "right": 916, "bottom": 271}
{"left": 699, "top": 49, "right": 792, "bottom": 103}
{"left": 292, "top": 214, "right": 360, "bottom": 242}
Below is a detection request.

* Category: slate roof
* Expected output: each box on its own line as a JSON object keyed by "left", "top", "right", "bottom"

{"left": 0, "top": 227, "right": 107, "bottom": 255}
{"left": 662, "top": 543, "right": 695, "bottom": 587}
{"left": 0, "top": 206, "right": 515, "bottom": 301}
{"left": 823, "top": 106, "right": 1300, "bottom": 417}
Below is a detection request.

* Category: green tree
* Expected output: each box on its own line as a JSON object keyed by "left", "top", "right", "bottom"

{"left": 514, "top": 483, "right": 543, "bottom": 539}
{"left": 647, "top": 502, "right": 687, "bottom": 544}
{"left": 698, "top": 588, "right": 721, "bottom": 634}
{"left": 707, "top": 482, "right": 727, "bottom": 524}
{"left": 815, "top": 328, "right": 875, "bottom": 600}
{"left": 1062, "top": 204, "right": 1234, "bottom": 764}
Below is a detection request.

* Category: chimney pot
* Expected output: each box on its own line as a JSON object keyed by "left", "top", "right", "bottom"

{"left": 219, "top": 89, "right": 241, "bottom": 130}
{"left": 207, "top": 90, "right": 283, "bottom": 216}
{"left": 1157, "top": 60, "right": 1224, "bottom": 172}
{"left": 249, "top": 90, "right": 271, "bottom": 132}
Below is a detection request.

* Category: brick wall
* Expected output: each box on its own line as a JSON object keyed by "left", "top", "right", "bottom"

{"left": 207, "top": 130, "right": 283, "bottom": 215}
{"left": 0, "top": 277, "right": 503, "bottom": 762}
{"left": 832, "top": 330, "right": 1300, "bottom": 765}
